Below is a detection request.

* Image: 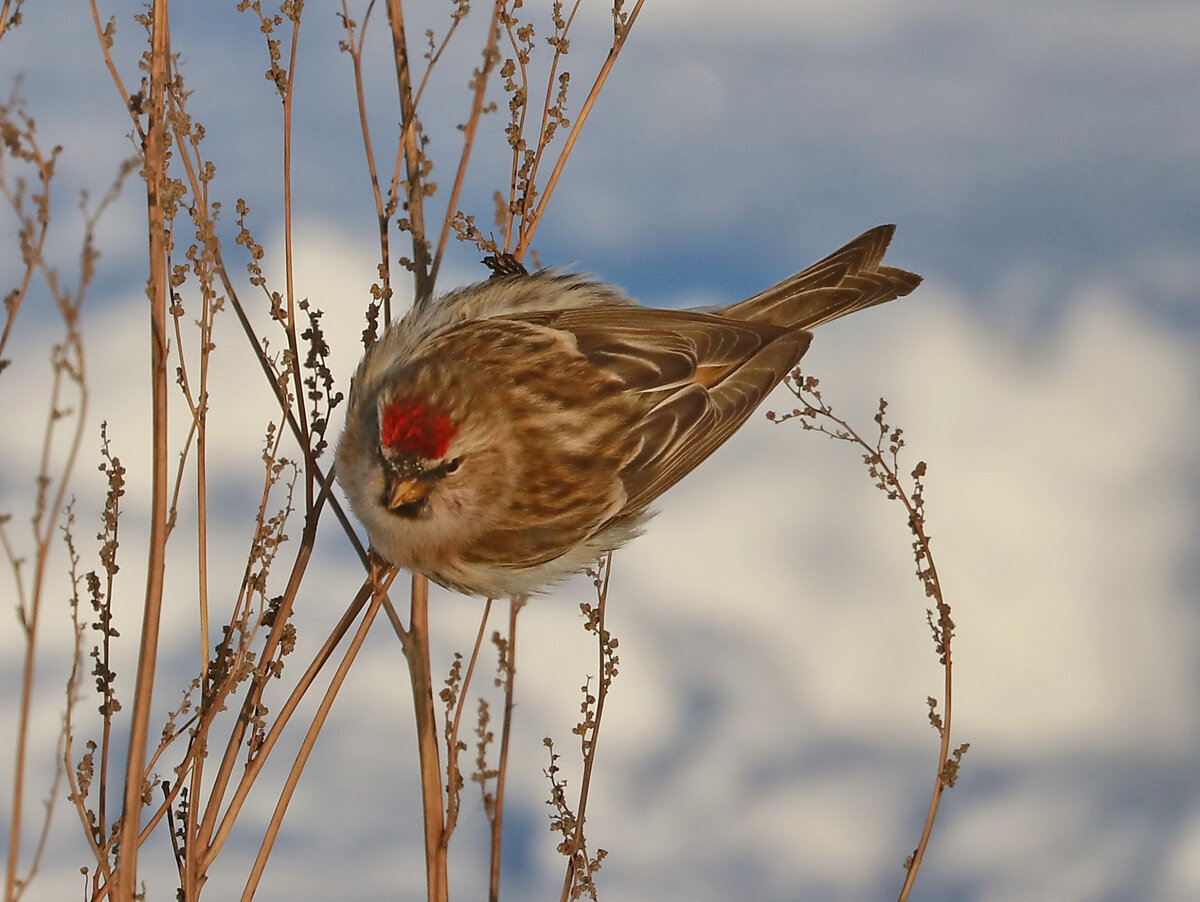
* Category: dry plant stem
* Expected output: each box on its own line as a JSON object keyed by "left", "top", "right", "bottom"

{"left": 559, "top": 557, "right": 613, "bottom": 902}
{"left": 117, "top": 1, "right": 172, "bottom": 896}
{"left": 384, "top": 0, "right": 433, "bottom": 297}
{"left": 897, "top": 666, "right": 954, "bottom": 901}
{"left": 178, "top": 329, "right": 211, "bottom": 900}
{"left": 0, "top": 0, "right": 23, "bottom": 45}
{"left": 777, "top": 378, "right": 959, "bottom": 901}
{"left": 63, "top": 595, "right": 118, "bottom": 897}
{"left": 498, "top": 8, "right": 532, "bottom": 249}
{"left": 514, "top": 0, "right": 643, "bottom": 259}
{"left": 215, "top": 264, "right": 367, "bottom": 564}
{"left": 165, "top": 288, "right": 211, "bottom": 673}
{"left": 4, "top": 303, "right": 89, "bottom": 901}
{"left": 443, "top": 598, "right": 494, "bottom": 839}
{"left": 896, "top": 526, "right": 952, "bottom": 901}
{"left": 341, "top": 0, "right": 395, "bottom": 322}
{"left": 344, "top": 0, "right": 461, "bottom": 317}
{"left": 385, "top": 4, "right": 459, "bottom": 220}
{"left": 0, "top": 121, "right": 51, "bottom": 367}
{"left": 240, "top": 583, "right": 388, "bottom": 901}
{"left": 194, "top": 568, "right": 376, "bottom": 873}
{"left": 0, "top": 118, "right": 83, "bottom": 902}
{"left": 89, "top": 1, "right": 146, "bottom": 145}
{"left": 277, "top": 12, "right": 312, "bottom": 510}
{"left": 400, "top": 572, "right": 449, "bottom": 902}
{"left": 430, "top": 2, "right": 503, "bottom": 285}
{"left": 194, "top": 531, "right": 317, "bottom": 862}
{"left": 157, "top": 104, "right": 219, "bottom": 880}
{"left": 488, "top": 597, "right": 525, "bottom": 902}
{"left": 513, "top": 0, "right": 581, "bottom": 238}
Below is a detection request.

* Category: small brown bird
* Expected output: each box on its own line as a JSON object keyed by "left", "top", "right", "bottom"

{"left": 336, "top": 225, "right": 921, "bottom": 597}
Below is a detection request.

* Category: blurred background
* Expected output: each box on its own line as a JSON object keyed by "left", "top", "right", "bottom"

{"left": 1, "top": 1, "right": 1197, "bottom": 899}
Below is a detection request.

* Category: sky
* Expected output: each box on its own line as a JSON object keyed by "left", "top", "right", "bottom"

{"left": 2, "top": 1, "right": 1199, "bottom": 900}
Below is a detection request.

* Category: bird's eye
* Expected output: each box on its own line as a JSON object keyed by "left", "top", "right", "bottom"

{"left": 443, "top": 457, "right": 461, "bottom": 475}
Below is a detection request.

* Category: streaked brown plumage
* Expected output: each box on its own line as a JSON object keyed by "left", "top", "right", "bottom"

{"left": 335, "top": 225, "right": 921, "bottom": 597}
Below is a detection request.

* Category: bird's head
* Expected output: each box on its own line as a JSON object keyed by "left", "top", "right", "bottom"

{"left": 375, "top": 397, "right": 464, "bottom": 518}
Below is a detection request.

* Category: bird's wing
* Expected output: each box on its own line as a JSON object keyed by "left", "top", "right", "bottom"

{"left": 513, "top": 305, "right": 812, "bottom": 514}
{"left": 614, "top": 330, "right": 811, "bottom": 511}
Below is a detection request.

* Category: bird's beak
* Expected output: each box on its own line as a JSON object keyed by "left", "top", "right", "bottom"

{"left": 386, "top": 477, "right": 431, "bottom": 511}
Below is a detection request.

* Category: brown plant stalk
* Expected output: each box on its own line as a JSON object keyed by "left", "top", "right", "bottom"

{"left": 513, "top": 0, "right": 643, "bottom": 258}
{"left": 115, "top": 1, "right": 172, "bottom": 896}
{"left": 240, "top": 573, "right": 391, "bottom": 901}
{"left": 769, "top": 374, "right": 967, "bottom": 902}
{"left": 488, "top": 597, "right": 525, "bottom": 902}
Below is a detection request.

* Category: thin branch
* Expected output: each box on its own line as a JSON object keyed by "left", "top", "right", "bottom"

{"left": 443, "top": 599, "right": 494, "bottom": 839}
{"left": 513, "top": 0, "right": 581, "bottom": 241}
{"left": 88, "top": 0, "right": 146, "bottom": 141}
{"left": 488, "top": 597, "right": 524, "bottom": 902}
{"left": 770, "top": 374, "right": 966, "bottom": 902}
{"left": 431, "top": 2, "right": 503, "bottom": 285}
{"left": 383, "top": 0, "right": 433, "bottom": 297}
{"left": 240, "top": 580, "right": 387, "bottom": 901}
{"left": 515, "top": 0, "right": 644, "bottom": 259}
{"left": 558, "top": 556, "right": 614, "bottom": 901}
{"left": 340, "top": 0, "right": 395, "bottom": 324}
{"left": 117, "top": 0, "right": 172, "bottom": 895}
{"left": 0, "top": 0, "right": 26, "bottom": 46}
{"left": 399, "top": 572, "right": 448, "bottom": 902}
{"left": 197, "top": 567, "right": 377, "bottom": 869}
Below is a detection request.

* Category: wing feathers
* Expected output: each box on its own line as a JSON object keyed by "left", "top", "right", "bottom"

{"left": 618, "top": 331, "right": 812, "bottom": 511}
{"left": 476, "top": 225, "right": 913, "bottom": 542}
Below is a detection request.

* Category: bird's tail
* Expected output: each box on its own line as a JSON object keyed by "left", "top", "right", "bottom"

{"left": 721, "top": 225, "right": 922, "bottom": 330}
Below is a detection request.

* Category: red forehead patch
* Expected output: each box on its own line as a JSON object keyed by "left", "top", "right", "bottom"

{"left": 380, "top": 401, "right": 457, "bottom": 460}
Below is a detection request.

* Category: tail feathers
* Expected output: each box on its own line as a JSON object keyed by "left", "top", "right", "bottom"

{"left": 722, "top": 224, "right": 922, "bottom": 330}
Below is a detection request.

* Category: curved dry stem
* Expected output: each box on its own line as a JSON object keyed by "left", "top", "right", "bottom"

{"left": 773, "top": 374, "right": 964, "bottom": 901}
{"left": 240, "top": 581, "right": 387, "bottom": 901}
{"left": 88, "top": 0, "right": 146, "bottom": 141}
{"left": 443, "top": 598, "right": 494, "bottom": 839}
{"left": 512, "top": 0, "right": 580, "bottom": 242}
{"left": 558, "top": 557, "right": 613, "bottom": 902}
{"left": 515, "top": 0, "right": 643, "bottom": 259}
{"left": 895, "top": 498, "right": 957, "bottom": 902}
{"left": 488, "top": 596, "right": 525, "bottom": 902}
{"left": 278, "top": 11, "right": 312, "bottom": 512}
{"left": 1, "top": 94, "right": 94, "bottom": 902}
{"left": 431, "top": 3, "right": 504, "bottom": 285}
{"left": 340, "top": 0, "right": 397, "bottom": 324}
{"left": 198, "top": 571, "right": 380, "bottom": 871}
{"left": 5, "top": 294, "right": 90, "bottom": 902}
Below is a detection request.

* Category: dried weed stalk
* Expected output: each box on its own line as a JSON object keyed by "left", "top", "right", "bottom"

{"left": 769, "top": 373, "right": 969, "bottom": 902}
{"left": 542, "top": 554, "right": 616, "bottom": 901}
{"left": 1, "top": 90, "right": 132, "bottom": 902}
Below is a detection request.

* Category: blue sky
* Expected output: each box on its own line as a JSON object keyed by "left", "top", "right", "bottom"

{"left": 2, "top": 2, "right": 1198, "bottom": 900}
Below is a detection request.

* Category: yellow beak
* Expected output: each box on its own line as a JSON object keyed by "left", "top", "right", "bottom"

{"left": 387, "top": 478, "right": 431, "bottom": 511}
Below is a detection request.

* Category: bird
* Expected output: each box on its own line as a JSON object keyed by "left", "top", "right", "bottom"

{"left": 335, "top": 225, "right": 921, "bottom": 598}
